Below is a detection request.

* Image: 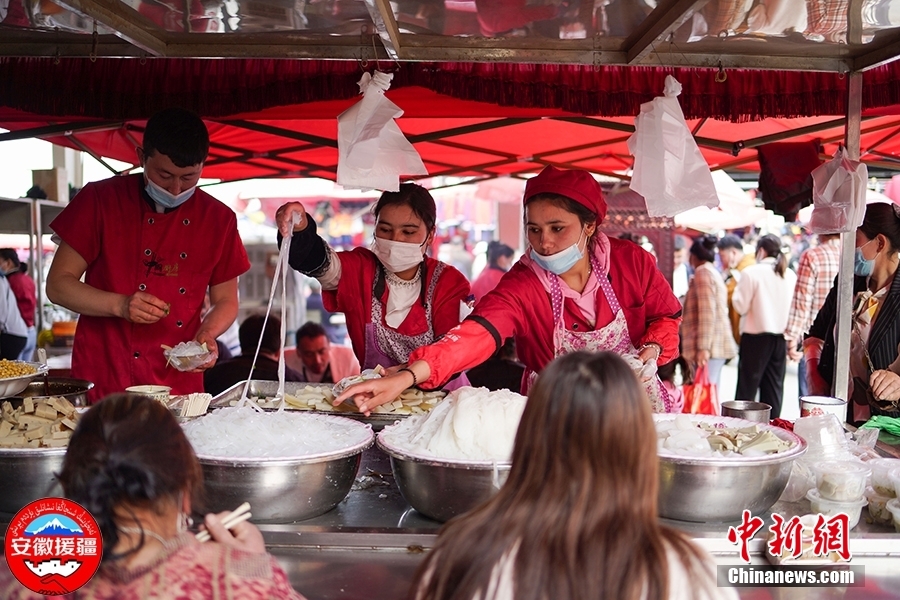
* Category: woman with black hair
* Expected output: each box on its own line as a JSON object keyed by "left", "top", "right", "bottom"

{"left": 0, "top": 394, "right": 305, "bottom": 599}
{"left": 680, "top": 235, "right": 736, "bottom": 386}
{"left": 732, "top": 234, "right": 797, "bottom": 417}
{"left": 0, "top": 249, "right": 36, "bottom": 361}
{"left": 806, "top": 202, "right": 900, "bottom": 422}
{"left": 275, "top": 184, "right": 470, "bottom": 375}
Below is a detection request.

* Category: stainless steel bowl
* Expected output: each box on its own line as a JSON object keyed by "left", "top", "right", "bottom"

{"left": 196, "top": 417, "right": 374, "bottom": 523}
{"left": 377, "top": 435, "right": 511, "bottom": 523}
{"left": 0, "top": 362, "right": 49, "bottom": 398}
{"left": 10, "top": 378, "right": 94, "bottom": 407}
{"left": 0, "top": 447, "right": 65, "bottom": 514}
{"left": 655, "top": 414, "right": 807, "bottom": 522}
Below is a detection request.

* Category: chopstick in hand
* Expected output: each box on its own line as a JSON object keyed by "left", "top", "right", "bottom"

{"left": 195, "top": 502, "right": 252, "bottom": 543}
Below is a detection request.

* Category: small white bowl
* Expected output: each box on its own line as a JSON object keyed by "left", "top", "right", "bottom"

{"left": 806, "top": 488, "right": 867, "bottom": 529}
{"left": 811, "top": 460, "right": 870, "bottom": 502}
{"left": 866, "top": 458, "right": 900, "bottom": 497}
{"left": 886, "top": 498, "right": 900, "bottom": 533}
{"left": 125, "top": 385, "right": 171, "bottom": 403}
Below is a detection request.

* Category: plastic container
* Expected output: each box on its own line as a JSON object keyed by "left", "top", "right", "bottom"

{"left": 867, "top": 458, "right": 900, "bottom": 497}
{"left": 887, "top": 498, "right": 900, "bottom": 533}
{"left": 812, "top": 460, "right": 870, "bottom": 502}
{"left": 890, "top": 467, "right": 900, "bottom": 499}
{"left": 806, "top": 488, "right": 867, "bottom": 529}
{"left": 125, "top": 385, "right": 171, "bottom": 402}
{"left": 865, "top": 486, "right": 894, "bottom": 527}
{"left": 793, "top": 414, "right": 851, "bottom": 459}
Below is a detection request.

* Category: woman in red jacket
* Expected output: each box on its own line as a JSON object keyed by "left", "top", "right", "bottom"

{"left": 337, "top": 166, "right": 683, "bottom": 413}
{"left": 275, "top": 184, "right": 470, "bottom": 374}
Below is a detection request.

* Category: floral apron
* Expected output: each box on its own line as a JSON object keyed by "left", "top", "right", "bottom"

{"left": 524, "top": 252, "right": 672, "bottom": 412}
{"left": 363, "top": 263, "right": 469, "bottom": 391}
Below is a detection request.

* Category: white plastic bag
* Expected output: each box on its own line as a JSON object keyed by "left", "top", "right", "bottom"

{"left": 808, "top": 149, "right": 867, "bottom": 234}
{"left": 627, "top": 75, "right": 719, "bottom": 217}
{"left": 336, "top": 71, "right": 428, "bottom": 192}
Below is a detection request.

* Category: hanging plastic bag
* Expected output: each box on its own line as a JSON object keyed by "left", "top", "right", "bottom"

{"left": 627, "top": 75, "right": 719, "bottom": 217}
{"left": 681, "top": 365, "right": 720, "bottom": 415}
{"left": 336, "top": 71, "right": 428, "bottom": 192}
{"left": 808, "top": 148, "right": 868, "bottom": 234}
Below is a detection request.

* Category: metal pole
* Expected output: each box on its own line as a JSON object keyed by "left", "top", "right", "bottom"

{"left": 833, "top": 72, "right": 863, "bottom": 405}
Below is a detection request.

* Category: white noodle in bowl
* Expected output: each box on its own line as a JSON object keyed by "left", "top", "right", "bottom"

{"left": 182, "top": 407, "right": 374, "bottom": 521}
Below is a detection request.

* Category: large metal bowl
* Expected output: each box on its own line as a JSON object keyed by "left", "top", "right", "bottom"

{"left": 376, "top": 435, "right": 511, "bottom": 523}
{"left": 655, "top": 414, "right": 807, "bottom": 523}
{"left": 0, "top": 447, "right": 65, "bottom": 515}
{"left": 9, "top": 378, "right": 94, "bottom": 406}
{"left": 0, "top": 362, "right": 49, "bottom": 398}
{"left": 195, "top": 416, "right": 374, "bottom": 523}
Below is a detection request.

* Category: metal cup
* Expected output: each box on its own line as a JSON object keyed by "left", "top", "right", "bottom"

{"left": 721, "top": 400, "right": 771, "bottom": 423}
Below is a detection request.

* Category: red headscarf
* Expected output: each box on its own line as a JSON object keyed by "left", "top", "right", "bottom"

{"left": 523, "top": 165, "right": 607, "bottom": 224}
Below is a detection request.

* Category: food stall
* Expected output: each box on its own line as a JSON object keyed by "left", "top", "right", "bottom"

{"left": 3, "top": 1, "right": 900, "bottom": 597}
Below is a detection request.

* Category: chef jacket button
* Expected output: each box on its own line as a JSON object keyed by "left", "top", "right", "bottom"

{"left": 138, "top": 284, "right": 146, "bottom": 291}
{"left": 176, "top": 320, "right": 183, "bottom": 327}
{"left": 133, "top": 351, "right": 140, "bottom": 358}
{"left": 144, "top": 249, "right": 152, "bottom": 256}
{"left": 179, "top": 287, "right": 186, "bottom": 294}
{"left": 183, "top": 219, "right": 190, "bottom": 225}
{"left": 180, "top": 252, "right": 187, "bottom": 259}
{"left": 148, "top": 218, "right": 154, "bottom": 224}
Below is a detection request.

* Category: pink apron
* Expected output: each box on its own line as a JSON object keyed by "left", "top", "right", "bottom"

{"left": 524, "top": 252, "right": 673, "bottom": 412}
{"left": 363, "top": 263, "right": 469, "bottom": 391}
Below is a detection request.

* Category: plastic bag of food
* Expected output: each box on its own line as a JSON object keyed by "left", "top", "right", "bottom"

{"left": 332, "top": 365, "right": 385, "bottom": 396}
{"left": 162, "top": 341, "right": 213, "bottom": 372}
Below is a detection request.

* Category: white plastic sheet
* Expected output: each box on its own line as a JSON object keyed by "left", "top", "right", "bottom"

{"left": 627, "top": 75, "right": 719, "bottom": 217}
{"left": 336, "top": 71, "right": 428, "bottom": 192}
{"left": 808, "top": 149, "right": 868, "bottom": 234}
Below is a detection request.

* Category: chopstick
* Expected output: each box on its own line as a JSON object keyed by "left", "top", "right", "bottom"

{"left": 195, "top": 502, "right": 252, "bottom": 543}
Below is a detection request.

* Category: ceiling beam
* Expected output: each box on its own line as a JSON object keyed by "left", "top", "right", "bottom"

{"left": 407, "top": 118, "right": 537, "bottom": 144}
{"left": 215, "top": 120, "right": 339, "bottom": 148}
{"left": 0, "top": 120, "right": 123, "bottom": 142}
{"left": 624, "top": 0, "right": 711, "bottom": 64}
{"left": 51, "top": 0, "right": 168, "bottom": 56}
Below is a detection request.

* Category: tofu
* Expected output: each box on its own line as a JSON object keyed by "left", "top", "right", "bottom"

{"left": 33, "top": 403, "right": 58, "bottom": 421}
{"left": 0, "top": 435, "right": 26, "bottom": 447}
{"left": 18, "top": 415, "right": 54, "bottom": 430}
{"left": 23, "top": 397, "right": 34, "bottom": 414}
{"left": 51, "top": 430, "right": 71, "bottom": 440}
{"left": 24, "top": 426, "right": 49, "bottom": 441}
{"left": 44, "top": 439, "right": 69, "bottom": 448}
{"left": 61, "top": 417, "right": 79, "bottom": 431}
{"left": 0, "top": 421, "right": 13, "bottom": 438}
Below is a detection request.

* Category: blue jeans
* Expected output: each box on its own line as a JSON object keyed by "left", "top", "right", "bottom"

{"left": 17, "top": 326, "right": 36, "bottom": 362}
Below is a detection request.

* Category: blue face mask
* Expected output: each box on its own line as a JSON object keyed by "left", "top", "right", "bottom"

{"left": 530, "top": 230, "right": 586, "bottom": 275}
{"left": 854, "top": 239, "right": 876, "bottom": 277}
{"left": 145, "top": 176, "right": 196, "bottom": 209}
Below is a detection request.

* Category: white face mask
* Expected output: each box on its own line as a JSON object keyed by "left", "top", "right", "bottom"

{"left": 371, "top": 237, "right": 426, "bottom": 273}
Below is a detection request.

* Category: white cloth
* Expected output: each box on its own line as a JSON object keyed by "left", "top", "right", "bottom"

{"left": 0, "top": 276, "right": 27, "bottom": 337}
{"left": 384, "top": 269, "right": 421, "bottom": 328}
{"left": 672, "top": 263, "right": 690, "bottom": 299}
{"left": 731, "top": 257, "right": 797, "bottom": 335}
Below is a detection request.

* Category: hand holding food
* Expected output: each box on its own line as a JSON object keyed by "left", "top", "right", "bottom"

{"left": 335, "top": 370, "right": 417, "bottom": 416}
{"left": 121, "top": 291, "right": 170, "bottom": 324}
{"left": 274, "top": 202, "right": 309, "bottom": 237}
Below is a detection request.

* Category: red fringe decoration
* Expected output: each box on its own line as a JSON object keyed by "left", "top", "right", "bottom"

{"left": 1, "top": 57, "right": 898, "bottom": 122}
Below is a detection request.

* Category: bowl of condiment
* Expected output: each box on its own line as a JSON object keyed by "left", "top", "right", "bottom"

{"left": 655, "top": 414, "right": 807, "bottom": 522}
{"left": 0, "top": 361, "right": 49, "bottom": 398}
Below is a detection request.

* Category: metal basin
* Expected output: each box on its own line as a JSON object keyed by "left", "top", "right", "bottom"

{"left": 377, "top": 435, "right": 510, "bottom": 523}
{"left": 196, "top": 420, "right": 374, "bottom": 523}
{"left": 655, "top": 414, "right": 807, "bottom": 523}
{"left": 10, "top": 378, "right": 94, "bottom": 407}
{"left": 0, "top": 447, "right": 65, "bottom": 515}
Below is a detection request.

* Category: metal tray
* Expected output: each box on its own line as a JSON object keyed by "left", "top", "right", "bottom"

{"left": 210, "top": 380, "right": 425, "bottom": 431}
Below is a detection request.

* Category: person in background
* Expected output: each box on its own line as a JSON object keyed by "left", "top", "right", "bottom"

{"left": 304, "top": 279, "right": 349, "bottom": 345}
{"left": 806, "top": 203, "right": 900, "bottom": 423}
{"left": 410, "top": 352, "right": 734, "bottom": 600}
{"left": 0, "top": 272, "right": 27, "bottom": 360}
{"left": 204, "top": 314, "right": 302, "bottom": 396}
{"left": 284, "top": 321, "right": 360, "bottom": 384}
{"left": 336, "top": 166, "right": 682, "bottom": 414}
{"left": 470, "top": 241, "right": 515, "bottom": 303}
{"left": 46, "top": 108, "right": 250, "bottom": 402}
{"left": 0, "top": 249, "right": 36, "bottom": 361}
{"left": 732, "top": 234, "right": 797, "bottom": 418}
{"left": 275, "top": 184, "right": 470, "bottom": 376}
{"left": 680, "top": 235, "right": 736, "bottom": 387}
{"left": 717, "top": 233, "right": 755, "bottom": 346}
{"left": 0, "top": 394, "right": 305, "bottom": 599}
{"left": 783, "top": 232, "right": 841, "bottom": 398}
{"left": 671, "top": 235, "right": 691, "bottom": 303}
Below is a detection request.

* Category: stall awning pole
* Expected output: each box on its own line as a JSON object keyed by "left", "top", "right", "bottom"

{"left": 833, "top": 71, "right": 863, "bottom": 405}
